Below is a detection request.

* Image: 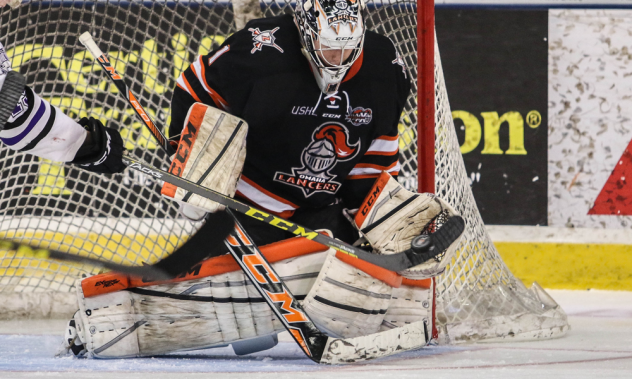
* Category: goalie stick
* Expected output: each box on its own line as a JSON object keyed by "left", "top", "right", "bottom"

{"left": 78, "top": 31, "right": 464, "bottom": 273}
{"left": 121, "top": 153, "right": 465, "bottom": 272}
{"left": 79, "top": 33, "right": 462, "bottom": 363}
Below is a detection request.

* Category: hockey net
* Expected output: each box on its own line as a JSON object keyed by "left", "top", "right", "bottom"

{"left": 0, "top": 0, "right": 568, "bottom": 342}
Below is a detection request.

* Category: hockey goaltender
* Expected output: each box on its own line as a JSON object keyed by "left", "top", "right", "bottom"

{"left": 0, "top": 0, "right": 464, "bottom": 363}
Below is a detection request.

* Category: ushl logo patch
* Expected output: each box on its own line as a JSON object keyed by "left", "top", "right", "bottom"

{"left": 274, "top": 123, "right": 360, "bottom": 197}
{"left": 346, "top": 107, "right": 372, "bottom": 126}
{"left": 249, "top": 27, "right": 284, "bottom": 54}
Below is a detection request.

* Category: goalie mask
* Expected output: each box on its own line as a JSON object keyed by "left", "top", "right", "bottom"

{"left": 295, "top": 0, "right": 365, "bottom": 94}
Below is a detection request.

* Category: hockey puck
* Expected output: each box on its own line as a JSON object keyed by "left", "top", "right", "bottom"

{"left": 411, "top": 234, "right": 432, "bottom": 254}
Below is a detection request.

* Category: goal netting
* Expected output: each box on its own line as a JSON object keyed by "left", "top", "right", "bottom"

{"left": 0, "top": 0, "right": 568, "bottom": 343}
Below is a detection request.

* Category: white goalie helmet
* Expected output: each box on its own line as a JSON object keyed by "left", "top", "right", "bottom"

{"left": 294, "top": 0, "right": 366, "bottom": 94}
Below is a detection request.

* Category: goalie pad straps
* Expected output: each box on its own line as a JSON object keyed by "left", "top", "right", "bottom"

{"left": 161, "top": 103, "right": 247, "bottom": 213}
{"left": 355, "top": 171, "right": 462, "bottom": 279}
{"left": 302, "top": 250, "right": 393, "bottom": 338}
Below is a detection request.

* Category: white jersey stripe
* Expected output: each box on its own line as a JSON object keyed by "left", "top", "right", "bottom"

{"left": 236, "top": 178, "right": 298, "bottom": 214}
{"left": 348, "top": 162, "right": 401, "bottom": 176}
{"left": 191, "top": 56, "right": 212, "bottom": 95}
{"left": 208, "top": 45, "right": 230, "bottom": 66}
{"left": 366, "top": 138, "right": 399, "bottom": 154}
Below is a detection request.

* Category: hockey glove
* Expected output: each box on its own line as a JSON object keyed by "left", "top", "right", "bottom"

{"left": 71, "top": 117, "right": 125, "bottom": 174}
{"left": 353, "top": 172, "right": 464, "bottom": 279}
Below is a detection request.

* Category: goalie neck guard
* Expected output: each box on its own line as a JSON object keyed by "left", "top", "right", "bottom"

{"left": 294, "top": 0, "right": 365, "bottom": 94}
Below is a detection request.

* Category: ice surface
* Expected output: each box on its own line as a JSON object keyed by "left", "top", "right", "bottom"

{"left": 0, "top": 290, "right": 631, "bottom": 379}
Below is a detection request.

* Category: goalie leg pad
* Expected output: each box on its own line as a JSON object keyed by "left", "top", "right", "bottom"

{"left": 302, "top": 250, "right": 392, "bottom": 338}
{"left": 162, "top": 103, "right": 248, "bottom": 213}
{"left": 355, "top": 172, "right": 464, "bottom": 279}
{"left": 74, "top": 244, "right": 329, "bottom": 358}
{"left": 381, "top": 280, "right": 435, "bottom": 336}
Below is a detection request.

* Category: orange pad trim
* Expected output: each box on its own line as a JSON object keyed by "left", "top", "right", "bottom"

{"left": 161, "top": 102, "right": 207, "bottom": 198}
{"left": 401, "top": 278, "right": 432, "bottom": 289}
{"left": 81, "top": 232, "right": 332, "bottom": 298}
{"left": 334, "top": 251, "right": 402, "bottom": 288}
{"left": 354, "top": 171, "right": 392, "bottom": 227}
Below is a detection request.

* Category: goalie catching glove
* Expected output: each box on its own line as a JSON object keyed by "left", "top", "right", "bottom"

{"left": 301, "top": 172, "right": 463, "bottom": 339}
{"left": 161, "top": 103, "right": 247, "bottom": 217}
{"left": 353, "top": 171, "right": 464, "bottom": 279}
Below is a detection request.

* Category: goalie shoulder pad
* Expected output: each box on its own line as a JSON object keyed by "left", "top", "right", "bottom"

{"left": 355, "top": 172, "right": 463, "bottom": 279}
{"left": 162, "top": 103, "right": 247, "bottom": 213}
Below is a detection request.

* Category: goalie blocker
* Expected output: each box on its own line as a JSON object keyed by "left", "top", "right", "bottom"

{"left": 161, "top": 102, "right": 247, "bottom": 220}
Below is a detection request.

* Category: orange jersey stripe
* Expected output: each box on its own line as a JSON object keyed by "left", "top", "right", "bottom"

{"left": 181, "top": 74, "right": 202, "bottom": 103}
{"left": 364, "top": 149, "right": 399, "bottom": 157}
{"left": 198, "top": 55, "right": 230, "bottom": 110}
{"left": 235, "top": 190, "right": 296, "bottom": 219}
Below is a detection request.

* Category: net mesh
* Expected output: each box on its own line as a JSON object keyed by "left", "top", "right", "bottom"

{"left": 0, "top": 0, "right": 567, "bottom": 341}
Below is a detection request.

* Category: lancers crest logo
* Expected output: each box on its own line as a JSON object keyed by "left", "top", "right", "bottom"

{"left": 274, "top": 123, "right": 360, "bottom": 197}
{"left": 346, "top": 106, "right": 372, "bottom": 126}
{"left": 249, "top": 27, "right": 284, "bottom": 54}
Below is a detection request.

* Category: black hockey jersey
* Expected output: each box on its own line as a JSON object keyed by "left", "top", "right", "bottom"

{"left": 170, "top": 14, "right": 410, "bottom": 217}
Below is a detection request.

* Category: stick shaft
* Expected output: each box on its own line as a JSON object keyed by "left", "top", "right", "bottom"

{"left": 121, "top": 155, "right": 415, "bottom": 272}
{"left": 79, "top": 32, "right": 175, "bottom": 156}
{"left": 223, "top": 211, "right": 328, "bottom": 361}
{"left": 0, "top": 239, "right": 171, "bottom": 280}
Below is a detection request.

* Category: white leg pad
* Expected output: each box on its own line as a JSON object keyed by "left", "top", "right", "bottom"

{"left": 75, "top": 250, "right": 328, "bottom": 358}
{"left": 302, "top": 250, "right": 392, "bottom": 338}
{"left": 381, "top": 282, "right": 434, "bottom": 333}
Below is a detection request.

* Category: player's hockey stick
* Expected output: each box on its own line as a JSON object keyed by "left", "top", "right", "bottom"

{"left": 79, "top": 31, "right": 464, "bottom": 272}
{"left": 0, "top": 238, "right": 173, "bottom": 280}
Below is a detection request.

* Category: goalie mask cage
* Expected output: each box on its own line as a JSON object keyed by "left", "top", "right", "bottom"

{"left": 0, "top": 0, "right": 568, "bottom": 343}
